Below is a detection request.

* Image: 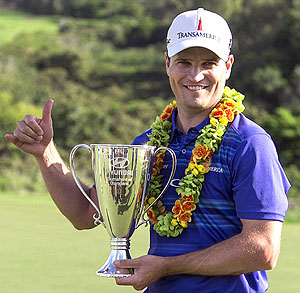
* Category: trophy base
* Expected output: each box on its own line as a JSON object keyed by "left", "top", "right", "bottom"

{"left": 96, "top": 238, "right": 132, "bottom": 278}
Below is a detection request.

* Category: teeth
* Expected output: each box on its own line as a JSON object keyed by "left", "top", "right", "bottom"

{"left": 187, "top": 86, "right": 204, "bottom": 91}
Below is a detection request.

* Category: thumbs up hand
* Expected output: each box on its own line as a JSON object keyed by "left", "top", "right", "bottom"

{"left": 5, "top": 99, "right": 55, "bottom": 157}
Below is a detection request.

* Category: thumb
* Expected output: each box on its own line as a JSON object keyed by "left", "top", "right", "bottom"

{"left": 42, "top": 99, "right": 54, "bottom": 122}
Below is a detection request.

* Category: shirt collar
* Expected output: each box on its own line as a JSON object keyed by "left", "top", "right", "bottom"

{"left": 170, "top": 108, "right": 210, "bottom": 141}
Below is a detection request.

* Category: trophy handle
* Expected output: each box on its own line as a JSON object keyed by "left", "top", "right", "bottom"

{"left": 69, "top": 144, "right": 105, "bottom": 226}
{"left": 136, "top": 146, "right": 177, "bottom": 228}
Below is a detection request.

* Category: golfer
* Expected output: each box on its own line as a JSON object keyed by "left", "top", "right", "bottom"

{"left": 5, "top": 8, "right": 290, "bottom": 293}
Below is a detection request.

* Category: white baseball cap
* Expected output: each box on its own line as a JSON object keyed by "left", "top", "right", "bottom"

{"left": 166, "top": 8, "right": 232, "bottom": 61}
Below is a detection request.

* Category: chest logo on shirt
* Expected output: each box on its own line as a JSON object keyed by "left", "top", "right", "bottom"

{"left": 166, "top": 163, "right": 224, "bottom": 189}
{"left": 210, "top": 166, "right": 224, "bottom": 173}
{"left": 169, "top": 167, "right": 224, "bottom": 188}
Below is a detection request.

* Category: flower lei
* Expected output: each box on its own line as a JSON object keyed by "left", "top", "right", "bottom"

{"left": 144, "top": 87, "right": 245, "bottom": 237}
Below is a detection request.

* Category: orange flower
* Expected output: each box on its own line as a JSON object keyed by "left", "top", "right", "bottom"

{"left": 155, "top": 160, "right": 164, "bottom": 170}
{"left": 164, "top": 104, "right": 174, "bottom": 113}
{"left": 217, "top": 103, "right": 226, "bottom": 110}
{"left": 154, "top": 153, "right": 164, "bottom": 169}
{"left": 172, "top": 200, "right": 182, "bottom": 215}
{"left": 224, "top": 101, "right": 236, "bottom": 110}
{"left": 207, "top": 149, "right": 214, "bottom": 159}
{"left": 210, "top": 109, "right": 224, "bottom": 120}
{"left": 155, "top": 152, "right": 165, "bottom": 160}
{"left": 160, "top": 104, "right": 174, "bottom": 122}
{"left": 192, "top": 145, "right": 210, "bottom": 160}
{"left": 224, "top": 109, "right": 234, "bottom": 122}
{"left": 178, "top": 211, "right": 192, "bottom": 222}
{"left": 160, "top": 112, "right": 171, "bottom": 121}
{"left": 148, "top": 208, "right": 158, "bottom": 224}
{"left": 224, "top": 101, "right": 239, "bottom": 115}
{"left": 182, "top": 201, "right": 196, "bottom": 212}
{"left": 137, "top": 185, "right": 143, "bottom": 201}
{"left": 182, "top": 195, "right": 194, "bottom": 202}
{"left": 152, "top": 167, "right": 158, "bottom": 176}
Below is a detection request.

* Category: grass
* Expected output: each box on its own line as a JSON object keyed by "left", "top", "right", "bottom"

{"left": 0, "top": 192, "right": 299, "bottom": 292}
{"left": 0, "top": 193, "right": 149, "bottom": 293}
{"left": 268, "top": 222, "right": 300, "bottom": 292}
{"left": 0, "top": 8, "right": 58, "bottom": 45}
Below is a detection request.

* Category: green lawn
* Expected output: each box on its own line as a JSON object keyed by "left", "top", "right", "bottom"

{"left": 268, "top": 222, "right": 300, "bottom": 292}
{"left": 0, "top": 193, "right": 149, "bottom": 292}
{"left": 0, "top": 8, "right": 58, "bottom": 45}
{"left": 0, "top": 193, "right": 299, "bottom": 292}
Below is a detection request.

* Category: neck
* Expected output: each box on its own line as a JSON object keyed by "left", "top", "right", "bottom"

{"left": 176, "top": 107, "right": 212, "bottom": 134}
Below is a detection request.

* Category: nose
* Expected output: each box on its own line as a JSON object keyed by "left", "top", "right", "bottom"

{"left": 188, "top": 65, "right": 205, "bottom": 82}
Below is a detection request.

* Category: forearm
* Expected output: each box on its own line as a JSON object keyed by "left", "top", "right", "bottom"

{"left": 114, "top": 234, "right": 271, "bottom": 291}
{"left": 115, "top": 220, "right": 282, "bottom": 291}
{"left": 163, "top": 220, "right": 282, "bottom": 277}
{"left": 5, "top": 100, "right": 97, "bottom": 229}
{"left": 35, "top": 140, "right": 94, "bottom": 229}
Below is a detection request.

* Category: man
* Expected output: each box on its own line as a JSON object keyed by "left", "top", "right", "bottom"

{"left": 5, "top": 8, "right": 289, "bottom": 293}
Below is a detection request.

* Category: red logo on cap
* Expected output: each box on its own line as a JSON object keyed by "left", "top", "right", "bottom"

{"left": 197, "top": 18, "right": 203, "bottom": 31}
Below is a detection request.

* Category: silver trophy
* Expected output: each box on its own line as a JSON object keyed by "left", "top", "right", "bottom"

{"left": 70, "top": 144, "right": 176, "bottom": 277}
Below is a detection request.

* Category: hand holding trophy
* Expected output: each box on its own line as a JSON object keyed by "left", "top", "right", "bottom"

{"left": 70, "top": 144, "right": 176, "bottom": 277}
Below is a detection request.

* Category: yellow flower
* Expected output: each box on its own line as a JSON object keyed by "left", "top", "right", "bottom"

{"left": 171, "top": 218, "right": 179, "bottom": 226}
{"left": 195, "top": 164, "right": 206, "bottom": 174}
{"left": 210, "top": 117, "right": 218, "bottom": 126}
{"left": 192, "top": 168, "right": 199, "bottom": 176}
{"left": 148, "top": 197, "right": 156, "bottom": 205}
{"left": 223, "top": 86, "right": 235, "bottom": 98}
{"left": 172, "top": 100, "right": 177, "bottom": 107}
{"left": 180, "top": 221, "right": 188, "bottom": 228}
{"left": 219, "top": 116, "right": 228, "bottom": 126}
{"left": 188, "top": 162, "right": 195, "bottom": 170}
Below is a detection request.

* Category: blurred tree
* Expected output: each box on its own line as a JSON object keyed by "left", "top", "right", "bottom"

{"left": 261, "top": 107, "right": 300, "bottom": 167}
{"left": 1, "top": 0, "right": 299, "bottom": 197}
{"left": 230, "top": 0, "right": 300, "bottom": 109}
{"left": 0, "top": 91, "right": 42, "bottom": 155}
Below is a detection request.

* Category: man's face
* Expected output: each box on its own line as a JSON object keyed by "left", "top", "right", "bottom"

{"left": 165, "top": 47, "right": 234, "bottom": 115}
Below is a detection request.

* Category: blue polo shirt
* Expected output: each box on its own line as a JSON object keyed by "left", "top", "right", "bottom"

{"left": 132, "top": 110, "right": 290, "bottom": 293}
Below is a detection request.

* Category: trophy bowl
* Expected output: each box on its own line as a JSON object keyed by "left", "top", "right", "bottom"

{"left": 70, "top": 144, "right": 176, "bottom": 277}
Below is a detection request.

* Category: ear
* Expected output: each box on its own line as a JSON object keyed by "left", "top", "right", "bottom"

{"left": 225, "top": 55, "right": 234, "bottom": 80}
{"left": 165, "top": 52, "right": 170, "bottom": 76}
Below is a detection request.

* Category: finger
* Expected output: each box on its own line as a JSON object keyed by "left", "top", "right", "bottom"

{"left": 4, "top": 134, "right": 18, "bottom": 145}
{"left": 24, "top": 115, "right": 43, "bottom": 136}
{"left": 115, "top": 275, "right": 135, "bottom": 286}
{"left": 42, "top": 99, "right": 54, "bottom": 123}
{"left": 114, "top": 259, "right": 139, "bottom": 269}
{"left": 4, "top": 134, "right": 24, "bottom": 149}
{"left": 18, "top": 120, "right": 43, "bottom": 140}
{"left": 13, "top": 128, "right": 40, "bottom": 144}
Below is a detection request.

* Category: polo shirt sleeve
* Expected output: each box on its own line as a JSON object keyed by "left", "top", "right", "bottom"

{"left": 131, "top": 129, "right": 151, "bottom": 145}
{"left": 231, "top": 134, "right": 290, "bottom": 222}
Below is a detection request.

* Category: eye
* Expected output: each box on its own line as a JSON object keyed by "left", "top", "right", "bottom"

{"left": 176, "top": 59, "right": 191, "bottom": 66}
{"left": 202, "top": 61, "right": 217, "bottom": 68}
{"left": 202, "top": 58, "right": 221, "bottom": 69}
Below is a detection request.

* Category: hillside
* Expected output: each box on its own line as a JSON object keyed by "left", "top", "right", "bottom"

{"left": 0, "top": 2, "right": 299, "bottom": 205}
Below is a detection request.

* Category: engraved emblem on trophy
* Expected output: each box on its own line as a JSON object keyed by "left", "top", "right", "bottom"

{"left": 70, "top": 144, "right": 176, "bottom": 277}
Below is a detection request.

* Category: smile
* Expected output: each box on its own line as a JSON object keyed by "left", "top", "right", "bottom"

{"left": 185, "top": 85, "right": 208, "bottom": 91}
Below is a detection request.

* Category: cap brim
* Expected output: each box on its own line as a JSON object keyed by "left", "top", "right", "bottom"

{"left": 168, "top": 38, "right": 229, "bottom": 61}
